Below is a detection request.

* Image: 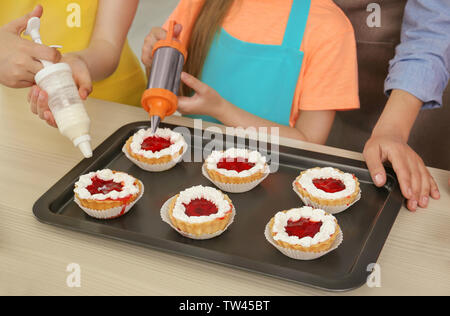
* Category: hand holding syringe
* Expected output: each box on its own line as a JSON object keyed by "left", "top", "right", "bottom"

{"left": 26, "top": 17, "right": 93, "bottom": 158}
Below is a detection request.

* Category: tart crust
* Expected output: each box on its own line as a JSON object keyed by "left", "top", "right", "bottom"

{"left": 203, "top": 149, "right": 268, "bottom": 184}
{"left": 204, "top": 166, "right": 266, "bottom": 184}
{"left": 269, "top": 210, "right": 340, "bottom": 253}
{"left": 294, "top": 167, "right": 360, "bottom": 207}
{"left": 74, "top": 171, "right": 142, "bottom": 211}
{"left": 125, "top": 136, "right": 184, "bottom": 165}
{"left": 168, "top": 194, "right": 234, "bottom": 236}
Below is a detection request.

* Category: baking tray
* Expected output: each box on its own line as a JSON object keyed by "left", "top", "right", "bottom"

{"left": 33, "top": 121, "right": 403, "bottom": 291}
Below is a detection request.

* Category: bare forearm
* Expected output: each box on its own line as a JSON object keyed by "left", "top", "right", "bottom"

{"left": 74, "top": 39, "right": 121, "bottom": 82}
{"left": 372, "top": 89, "right": 423, "bottom": 141}
{"left": 215, "top": 100, "right": 309, "bottom": 141}
{"left": 178, "top": 72, "right": 335, "bottom": 144}
{"left": 73, "top": 0, "right": 138, "bottom": 82}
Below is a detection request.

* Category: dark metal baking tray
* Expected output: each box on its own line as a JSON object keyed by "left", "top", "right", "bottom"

{"left": 33, "top": 121, "right": 403, "bottom": 291}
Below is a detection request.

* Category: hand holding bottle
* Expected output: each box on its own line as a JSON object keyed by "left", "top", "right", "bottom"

{"left": 0, "top": 5, "right": 60, "bottom": 88}
{"left": 28, "top": 53, "right": 92, "bottom": 127}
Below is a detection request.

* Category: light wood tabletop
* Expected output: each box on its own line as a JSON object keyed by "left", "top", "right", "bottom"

{"left": 0, "top": 86, "right": 449, "bottom": 296}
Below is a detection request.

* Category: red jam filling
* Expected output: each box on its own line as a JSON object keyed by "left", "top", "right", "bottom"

{"left": 183, "top": 198, "right": 218, "bottom": 217}
{"left": 141, "top": 136, "right": 172, "bottom": 152}
{"left": 86, "top": 176, "right": 124, "bottom": 195}
{"left": 217, "top": 157, "right": 255, "bottom": 173}
{"left": 285, "top": 218, "right": 322, "bottom": 239}
{"left": 313, "top": 178, "right": 346, "bottom": 193}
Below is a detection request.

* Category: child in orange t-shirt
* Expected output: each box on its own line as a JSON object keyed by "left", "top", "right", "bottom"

{"left": 142, "top": 0, "right": 360, "bottom": 144}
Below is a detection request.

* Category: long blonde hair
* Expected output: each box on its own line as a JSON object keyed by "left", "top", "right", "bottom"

{"left": 182, "top": 0, "right": 235, "bottom": 96}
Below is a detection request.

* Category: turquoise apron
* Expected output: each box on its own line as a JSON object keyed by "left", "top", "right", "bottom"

{"left": 188, "top": 0, "right": 311, "bottom": 126}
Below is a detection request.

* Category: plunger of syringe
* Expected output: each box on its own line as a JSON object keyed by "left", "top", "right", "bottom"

{"left": 24, "top": 17, "right": 54, "bottom": 68}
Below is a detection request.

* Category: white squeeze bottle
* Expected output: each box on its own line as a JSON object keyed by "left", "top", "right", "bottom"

{"left": 26, "top": 17, "right": 93, "bottom": 158}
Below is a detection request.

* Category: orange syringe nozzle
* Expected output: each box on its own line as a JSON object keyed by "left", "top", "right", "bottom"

{"left": 141, "top": 88, "right": 178, "bottom": 121}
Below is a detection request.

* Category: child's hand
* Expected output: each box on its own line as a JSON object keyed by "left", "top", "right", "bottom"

{"left": 0, "top": 5, "right": 61, "bottom": 88}
{"left": 141, "top": 24, "right": 182, "bottom": 69}
{"left": 29, "top": 53, "right": 92, "bottom": 128}
{"left": 363, "top": 133, "right": 440, "bottom": 212}
{"left": 178, "top": 72, "right": 226, "bottom": 118}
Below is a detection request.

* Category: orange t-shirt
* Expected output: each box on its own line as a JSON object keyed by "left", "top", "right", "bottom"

{"left": 165, "top": 0, "right": 360, "bottom": 126}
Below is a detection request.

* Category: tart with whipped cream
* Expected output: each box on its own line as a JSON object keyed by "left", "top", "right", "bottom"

{"left": 293, "top": 167, "right": 361, "bottom": 214}
{"left": 123, "top": 128, "right": 187, "bottom": 172}
{"left": 163, "top": 185, "right": 235, "bottom": 238}
{"left": 74, "top": 169, "right": 143, "bottom": 219}
{"left": 266, "top": 207, "right": 342, "bottom": 259}
{"left": 202, "top": 148, "right": 269, "bottom": 193}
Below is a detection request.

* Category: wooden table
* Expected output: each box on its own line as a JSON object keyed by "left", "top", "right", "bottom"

{"left": 0, "top": 86, "right": 449, "bottom": 296}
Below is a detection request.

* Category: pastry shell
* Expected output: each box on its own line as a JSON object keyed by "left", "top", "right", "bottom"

{"left": 168, "top": 194, "right": 234, "bottom": 236}
{"left": 293, "top": 168, "right": 361, "bottom": 213}
{"left": 75, "top": 178, "right": 143, "bottom": 211}
{"left": 268, "top": 215, "right": 341, "bottom": 253}
{"left": 125, "top": 136, "right": 184, "bottom": 165}
{"left": 204, "top": 164, "right": 266, "bottom": 184}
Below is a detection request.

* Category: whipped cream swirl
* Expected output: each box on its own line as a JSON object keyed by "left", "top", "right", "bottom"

{"left": 130, "top": 128, "right": 187, "bottom": 159}
{"left": 74, "top": 169, "right": 140, "bottom": 201}
{"left": 296, "top": 167, "right": 357, "bottom": 199}
{"left": 205, "top": 148, "right": 267, "bottom": 178}
{"left": 272, "top": 207, "right": 337, "bottom": 247}
{"left": 172, "top": 185, "right": 232, "bottom": 223}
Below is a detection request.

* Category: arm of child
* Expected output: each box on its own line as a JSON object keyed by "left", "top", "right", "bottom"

{"left": 74, "top": 0, "right": 139, "bottom": 81}
{"left": 29, "top": 0, "right": 139, "bottom": 127}
{"left": 364, "top": 0, "right": 450, "bottom": 211}
{"left": 216, "top": 104, "right": 335, "bottom": 144}
{"left": 178, "top": 72, "right": 335, "bottom": 144}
